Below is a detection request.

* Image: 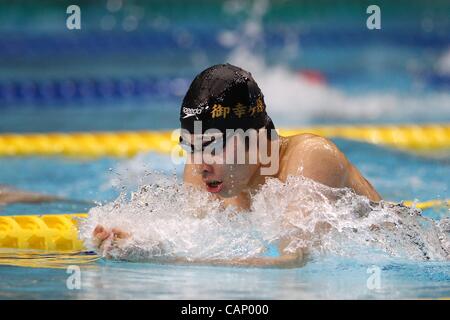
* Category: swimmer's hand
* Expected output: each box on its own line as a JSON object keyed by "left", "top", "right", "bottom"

{"left": 92, "top": 225, "right": 130, "bottom": 258}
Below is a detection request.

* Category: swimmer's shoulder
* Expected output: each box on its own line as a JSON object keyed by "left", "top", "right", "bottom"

{"left": 280, "top": 133, "right": 347, "bottom": 169}
{"left": 279, "top": 133, "right": 382, "bottom": 201}
{"left": 282, "top": 133, "right": 341, "bottom": 155}
{"left": 278, "top": 133, "right": 349, "bottom": 187}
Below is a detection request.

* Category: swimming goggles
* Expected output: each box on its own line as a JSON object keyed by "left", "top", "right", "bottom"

{"left": 179, "top": 131, "right": 235, "bottom": 154}
{"left": 179, "top": 126, "right": 269, "bottom": 154}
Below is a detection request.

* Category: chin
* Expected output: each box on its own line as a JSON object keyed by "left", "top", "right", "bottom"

{"left": 218, "top": 189, "right": 233, "bottom": 198}
{"left": 220, "top": 187, "right": 241, "bottom": 198}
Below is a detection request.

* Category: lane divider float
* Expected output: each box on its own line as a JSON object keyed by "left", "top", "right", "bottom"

{"left": 0, "top": 124, "right": 449, "bottom": 157}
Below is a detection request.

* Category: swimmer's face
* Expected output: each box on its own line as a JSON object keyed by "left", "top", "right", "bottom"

{"left": 184, "top": 133, "right": 260, "bottom": 197}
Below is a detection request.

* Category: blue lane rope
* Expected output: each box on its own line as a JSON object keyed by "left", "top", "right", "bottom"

{"left": 0, "top": 29, "right": 448, "bottom": 60}
{"left": 1, "top": 73, "right": 448, "bottom": 106}
{"left": 0, "top": 77, "right": 191, "bottom": 106}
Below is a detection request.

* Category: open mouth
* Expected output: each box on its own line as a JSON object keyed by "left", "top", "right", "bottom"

{"left": 206, "top": 180, "right": 223, "bottom": 193}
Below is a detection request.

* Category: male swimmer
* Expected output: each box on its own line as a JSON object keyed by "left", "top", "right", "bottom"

{"left": 93, "top": 64, "right": 381, "bottom": 266}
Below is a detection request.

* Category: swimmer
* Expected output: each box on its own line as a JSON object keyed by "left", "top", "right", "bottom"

{"left": 93, "top": 64, "right": 382, "bottom": 266}
{"left": 0, "top": 185, "right": 94, "bottom": 206}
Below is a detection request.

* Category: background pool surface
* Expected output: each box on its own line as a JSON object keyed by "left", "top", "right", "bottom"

{"left": 0, "top": 0, "right": 449, "bottom": 299}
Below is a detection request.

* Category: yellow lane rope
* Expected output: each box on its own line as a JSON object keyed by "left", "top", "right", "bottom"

{"left": 279, "top": 124, "right": 450, "bottom": 151}
{"left": 0, "top": 214, "right": 87, "bottom": 251}
{"left": 402, "top": 199, "right": 450, "bottom": 210}
{"left": 0, "top": 124, "right": 449, "bottom": 157}
{"left": 0, "top": 199, "right": 448, "bottom": 251}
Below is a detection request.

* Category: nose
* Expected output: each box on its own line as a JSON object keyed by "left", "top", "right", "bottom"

{"left": 201, "top": 163, "right": 214, "bottom": 178}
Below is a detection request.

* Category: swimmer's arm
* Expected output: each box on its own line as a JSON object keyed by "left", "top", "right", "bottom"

{"left": 0, "top": 187, "right": 60, "bottom": 205}
{"left": 172, "top": 252, "right": 304, "bottom": 268}
{"left": 174, "top": 238, "right": 304, "bottom": 268}
{"left": 93, "top": 226, "right": 304, "bottom": 267}
{"left": 0, "top": 186, "right": 94, "bottom": 206}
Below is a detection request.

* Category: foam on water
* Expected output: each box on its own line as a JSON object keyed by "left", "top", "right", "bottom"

{"left": 79, "top": 174, "right": 449, "bottom": 263}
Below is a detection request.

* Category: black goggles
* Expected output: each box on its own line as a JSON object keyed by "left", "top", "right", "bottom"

{"left": 179, "top": 126, "right": 270, "bottom": 154}
{"left": 179, "top": 131, "right": 234, "bottom": 154}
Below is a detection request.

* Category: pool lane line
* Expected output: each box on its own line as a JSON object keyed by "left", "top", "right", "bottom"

{"left": 0, "top": 124, "right": 449, "bottom": 157}
{"left": 401, "top": 199, "right": 450, "bottom": 210}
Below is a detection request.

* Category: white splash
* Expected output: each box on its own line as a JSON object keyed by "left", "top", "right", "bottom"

{"left": 104, "top": 152, "right": 182, "bottom": 191}
{"left": 79, "top": 175, "right": 449, "bottom": 263}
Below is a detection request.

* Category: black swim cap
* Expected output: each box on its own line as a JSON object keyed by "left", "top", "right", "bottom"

{"left": 180, "top": 63, "right": 274, "bottom": 134}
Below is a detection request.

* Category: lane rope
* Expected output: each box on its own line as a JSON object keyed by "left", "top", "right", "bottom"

{"left": 0, "top": 124, "right": 449, "bottom": 157}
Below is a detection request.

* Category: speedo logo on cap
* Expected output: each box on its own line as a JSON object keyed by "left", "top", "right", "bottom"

{"left": 182, "top": 107, "right": 204, "bottom": 119}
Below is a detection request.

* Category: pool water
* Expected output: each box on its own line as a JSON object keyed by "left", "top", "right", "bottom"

{"left": 1, "top": 254, "right": 448, "bottom": 299}
{"left": 0, "top": 0, "right": 449, "bottom": 299}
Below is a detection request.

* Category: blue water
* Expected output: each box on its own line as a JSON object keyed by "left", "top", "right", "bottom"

{"left": 0, "top": 1, "right": 449, "bottom": 299}
{"left": 1, "top": 255, "right": 448, "bottom": 299}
